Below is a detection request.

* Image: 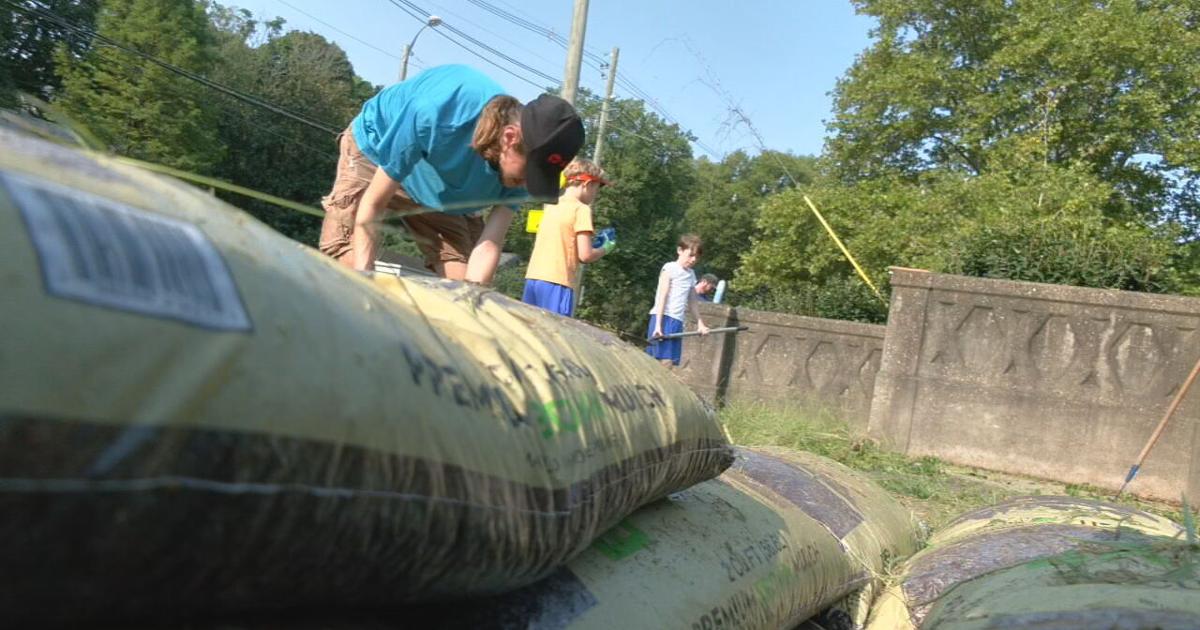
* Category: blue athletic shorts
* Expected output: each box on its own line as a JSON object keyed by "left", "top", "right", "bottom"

{"left": 646, "top": 314, "right": 684, "bottom": 365}
{"left": 522, "top": 279, "right": 574, "bottom": 317}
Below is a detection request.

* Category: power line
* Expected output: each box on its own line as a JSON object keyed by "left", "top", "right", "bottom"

{"left": 460, "top": 0, "right": 715, "bottom": 157}
{"left": 275, "top": 0, "right": 403, "bottom": 61}
{"left": 11, "top": 0, "right": 343, "bottom": 135}
{"left": 390, "top": 0, "right": 558, "bottom": 84}
{"left": 84, "top": 49, "right": 337, "bottom": 165}
{"left": 465, "top": 0, "right": 608, "bottom": 66}
{"left": 438, "top": 22, "right": 558, "bottom": 84}
{"left": 417, "top": 0, "right": 564, "bottom": 70}
{"left": 384, "top": 0, "right": 551, "bottom": 91}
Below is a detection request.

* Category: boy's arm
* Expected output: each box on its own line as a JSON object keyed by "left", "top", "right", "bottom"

{"left": 688, "top": 287, "right": 710, "bottom": 335}
{"left": 652, "top": 269, "right": 670, "bottom": 338}
{"left": 575, "top": 204, "right": 605, "bottom": 263}
{"left": 576, "top": 232, "right": 607, "bottom": 263}
{"left": 465, "top": 206, "right": 515, "bottom": 284}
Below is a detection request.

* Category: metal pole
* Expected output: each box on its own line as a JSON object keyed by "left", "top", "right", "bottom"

{"left": 560, "top": 0, "right": 589, "bottom": 104}
{"left": 399, "top": 43, "right": 413, "bottom": 81}
{"left": 593, "top": 47, "right": 619, "bottom": 166}
{"left": 561, "top": 0, "right": 589, "bottom": 313}
{"left": 575, "top": 47, "right": 617, "bottom": 314}
{"left": 652, "top": 326, "right": 750, "bottom": 341}
{"left": 400, "top": 17, "right": 440, "bottom": 81}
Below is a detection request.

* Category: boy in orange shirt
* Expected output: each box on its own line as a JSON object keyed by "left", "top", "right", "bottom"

{"left": 522, "top": 159, "right": 614, "bottom": 316}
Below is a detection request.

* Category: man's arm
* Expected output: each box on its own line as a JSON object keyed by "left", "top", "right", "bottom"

{"left": 465, "top": 205, "right": 515, "bottom": 284}
{"left": 352, "top": 168, "right": 401, "bottom": 271}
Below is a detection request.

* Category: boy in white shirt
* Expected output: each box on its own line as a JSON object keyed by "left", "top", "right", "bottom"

{"left": 646, "top": 234, "right": 710, "bottom": 366}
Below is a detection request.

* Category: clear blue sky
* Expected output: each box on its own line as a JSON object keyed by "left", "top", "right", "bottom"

{"left": 239, "top": 0, "right": 876, "bottom": 160}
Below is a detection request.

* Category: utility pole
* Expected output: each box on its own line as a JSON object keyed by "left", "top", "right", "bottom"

{"left": 560, "top": 0, "right": 589, "bottom": 104}
{"left": 561, "top": 0, "right": 590, "bottom": 314}
{"left": 400, "top": 44, "right": 413, "bottom": 81}
{"left": 592, "top": 47, "right": 619, "bottom": 166}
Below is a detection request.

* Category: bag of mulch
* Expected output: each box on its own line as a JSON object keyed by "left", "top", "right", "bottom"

{"left": 866, "top": 496, "right": 1197, "bottom": 629}
{"left": 0, "top": 128, "right": 733, "bottom": 625}
{"left": 245, "top": 447, "right": 922, "bottom": 630}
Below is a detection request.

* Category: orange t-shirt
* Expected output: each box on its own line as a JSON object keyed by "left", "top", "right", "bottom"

{"left": 525, "top": 197, "right": 594, "bottom": 289}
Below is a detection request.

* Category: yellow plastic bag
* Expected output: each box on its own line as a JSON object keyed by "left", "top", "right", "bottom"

{"left": 0, "top": 128, "right": 733, "bottom": 624}
{"left": 866, "top": 496, "right": 1196, "bottom": 629}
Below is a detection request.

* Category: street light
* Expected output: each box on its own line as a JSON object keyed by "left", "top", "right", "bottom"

{"left": 399, "top": 15, "right": 442, "bottom": 81}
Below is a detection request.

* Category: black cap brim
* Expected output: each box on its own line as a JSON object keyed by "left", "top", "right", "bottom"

{"left": 524, "top": 146, "right": 563, "bottom": 200}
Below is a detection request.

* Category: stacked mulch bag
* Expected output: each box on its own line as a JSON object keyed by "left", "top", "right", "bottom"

{"left": 0, "top": 128, "right": 734, "bottom": 625}
{"left": 865, "top": 496, "right": 1199, "bottom": 629}
{"left": 190, "top": 446, "right": 923, "bottom": 629}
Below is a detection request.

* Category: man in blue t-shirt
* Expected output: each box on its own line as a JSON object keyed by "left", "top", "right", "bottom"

{"left": 319, "top": 65, "right": 583, "bottom": 283}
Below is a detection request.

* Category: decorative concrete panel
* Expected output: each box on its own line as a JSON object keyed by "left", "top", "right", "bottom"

{"left": 678, "top": 303, "right": 886, "bottom": 430}
{"left": 868, "top": 268, "right": 1200, "bottom": 503}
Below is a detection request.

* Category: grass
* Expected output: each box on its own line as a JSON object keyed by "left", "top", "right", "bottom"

{"left": 720, "top": 400, "right": 1189, "bottom": 530}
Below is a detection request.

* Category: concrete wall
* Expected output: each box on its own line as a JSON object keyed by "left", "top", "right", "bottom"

{"left": 678, "top": 302, "right": 886, "bottom": 430}
{"left": 868, "top": 268, "right": 1200, "bottom": 503}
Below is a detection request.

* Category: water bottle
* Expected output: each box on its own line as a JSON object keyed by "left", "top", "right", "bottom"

{"left": 592, "top": 227, "right": 616, "bottom": 250}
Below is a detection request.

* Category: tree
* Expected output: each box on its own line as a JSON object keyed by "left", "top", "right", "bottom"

{"left": 827, "top": 0, "right": 1200, "bottom": 231}
{"left": 206, "top": 3, "right": 377, "bottom": 244}
{"left": 55, "top": 0, "right": 223, "bottom": 173}
{"left": 731, "top": 0, "right": 1200, "bottom": 323}
{"left": 1, "top": 0, "right": 101, "bottom": 104}
{"left": 737, "top": 161, "right": 1186, "bottom": 323}
{"left": 686, "top": 149, "right": 817, "bottom": 281}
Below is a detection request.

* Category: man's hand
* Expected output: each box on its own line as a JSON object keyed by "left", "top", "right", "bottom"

{"left": 465, "top": 206, "right": 515, "bottom": 284}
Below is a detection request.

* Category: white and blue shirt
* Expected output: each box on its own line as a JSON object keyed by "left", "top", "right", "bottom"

{"left": 649, "top": 261, "right": 697, "bottom": 321}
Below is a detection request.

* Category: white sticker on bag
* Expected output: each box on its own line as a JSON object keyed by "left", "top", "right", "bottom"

{"left": 3, "top": 170, "right": 252, "bottom": 332}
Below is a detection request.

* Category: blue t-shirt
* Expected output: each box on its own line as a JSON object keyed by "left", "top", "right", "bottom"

{"left": 351, "top": 65, "right": 529, "bottom": 215}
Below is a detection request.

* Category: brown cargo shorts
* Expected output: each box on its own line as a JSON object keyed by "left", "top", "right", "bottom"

{"left": 319, "top": 129, "right": 484, "bottom": 271}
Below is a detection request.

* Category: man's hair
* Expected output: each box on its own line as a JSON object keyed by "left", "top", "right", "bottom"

{"left": 678, "top": 233, "right": 703, "bottom": 256}
{"left": 701, "top": 273, "right": 719, "bottom": 285}
{"left": 472, "top": 95, "right": 524, "bottom": 163}
{"left": 562, "top": 158, "right": 606, "bottom": 186}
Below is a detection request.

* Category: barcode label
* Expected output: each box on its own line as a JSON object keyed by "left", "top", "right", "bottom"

{"left": 4, "top": 170, "right": 252, "bottom": 332}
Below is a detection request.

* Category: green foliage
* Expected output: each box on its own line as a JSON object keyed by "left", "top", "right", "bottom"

{"left": 720, "top": 401, "right": 1004, "bottom": 528}
{"left": 206, "top": 4, "right": 376, "bottom": 244}
{"left": 686, "top": 150, "right": 817, "bottom": 281}
{"left": 55, "top": 0, "right": 223, "bottom": 173}
{"left": 737, "top": 158, "right": 1187, "bottom": 322}
{"left": 491, "top": 261, "right": 526, "bottom": 302}
{"left": 2, "top": 1, "right": 101, "bottom": 101}
{"left": 831, "top": 0, "right": 1200, "bottom": 231}
{"left": 738, "top": 275, "right": 889, "bottom": 324}
{"left": 946, "top": 216, "right": 1183, "bottom": 294}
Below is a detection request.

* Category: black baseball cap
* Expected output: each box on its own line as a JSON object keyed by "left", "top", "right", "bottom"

{"left": 521, "top": 94, "right": 584, "bottom": 200}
